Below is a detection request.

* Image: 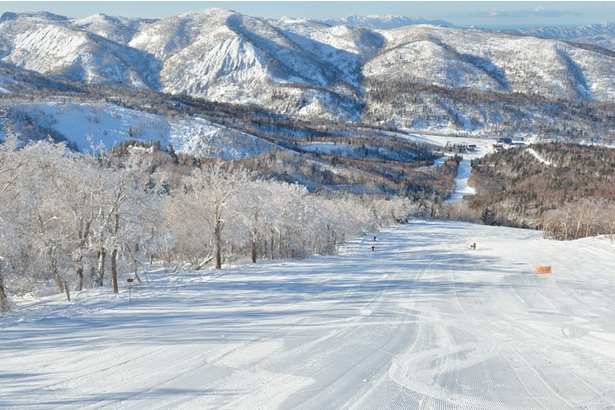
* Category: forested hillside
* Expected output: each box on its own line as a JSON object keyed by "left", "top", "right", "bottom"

{"left": 466, "top": 143, "right": 615, "bottom": 239}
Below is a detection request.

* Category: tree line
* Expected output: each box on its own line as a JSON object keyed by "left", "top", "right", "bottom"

{"left": 0, "top": 138, "right": 423, "bottom": 312}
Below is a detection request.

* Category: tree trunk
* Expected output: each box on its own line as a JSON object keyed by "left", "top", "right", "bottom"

{"left": 111, "top": 248, "right": 119, "bottom": 293}
{"left": 75, "top": 221, "right": 91, "bottom": 291}
{"left": 111, "top": 204, "right": 121, "bottom": 292}
{"left": 251, "top": 212, "right": 259, "bottom": 263}
{"left": 0, "top": 272, "right": 9, "bottom": 313}
{"left": 250, "top": 231, "right": 257, "bottom": 263}
{"left": 48, "top": 247, "right": 70, "bottom": 302}
{"left": 93, "top": 248, "right": 105, "bottom": 287}
{"left": 214, "top": 219, "right": 223, "bottom": 269}
{"left": 75, "top": 255, "right": 84, "bottom": 291}
{"left": 125, "top": 244, "right": 142, "bottom": 283}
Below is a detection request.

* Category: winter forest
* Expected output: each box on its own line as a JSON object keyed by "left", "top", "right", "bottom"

{"left": 0, "top": 136, "right": 423, "bottom": 311}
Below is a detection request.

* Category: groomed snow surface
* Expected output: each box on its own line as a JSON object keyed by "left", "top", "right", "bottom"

{"left": 3, "top": 220, "right": 615, "bottom": 409}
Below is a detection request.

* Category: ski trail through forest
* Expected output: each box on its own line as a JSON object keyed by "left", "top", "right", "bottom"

{"left": 2, "top": 218, "right": 615, "bottom": 409}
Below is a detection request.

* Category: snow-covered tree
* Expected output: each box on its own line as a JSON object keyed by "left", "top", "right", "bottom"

{"left": 0, "top": 135, "right": 25, "bottom": 311}
{"left": 166, "top": 161, "right": 253, "bottom": 269}
{"left": 12, "top": 141, "right": 76, "bottom": 301}
{"left": 0, "top": 137, "right": 424, "bottom": 310}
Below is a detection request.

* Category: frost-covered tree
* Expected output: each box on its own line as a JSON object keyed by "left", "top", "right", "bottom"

{"left": 167, "top": 161, "right": 253, "bottom": 269}
{"left": 12, "top": 141, "right": 76, "bottom": 301}
{"left": 264, "top": 182, "right": 312, "bottom": 259}
{"left": 237, "top": 178, "right": 271, "bottom": 263}
{"left": 0, "top": 135, "right": 24, "bottom": 311}
{"left": 0, "top": 137, "right": 429, "bottom": 311}
{"left": 97, "top": 154, "right": 162, "bottom": 292}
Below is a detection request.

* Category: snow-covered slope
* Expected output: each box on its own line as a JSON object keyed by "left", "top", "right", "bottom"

{"left": 5, "top": 102, "right": 278, "bottom": 158}
{"left": 272, "top": 17, "right": 384, "bottom": 83}
{"left": 2, "top": 219, "right": 615, "bottom": 408}
{"left": 0, "top": 12, "right": 158, "bottom": 88}
{"left": 366, "top": 24, "right": 615, "bottom": 101}
{"left": 72, "top": 13, "right": 155, "bottom": 45}
{"left": 515, "top": 21, "right": 615, "bottom": 52}
{"left": 129, "top": 8, "right": 369, "bottom": 112}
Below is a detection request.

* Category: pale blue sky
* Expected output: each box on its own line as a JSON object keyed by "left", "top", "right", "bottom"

{"left": 1, "top": 1, "right": 614, "bottom": 29}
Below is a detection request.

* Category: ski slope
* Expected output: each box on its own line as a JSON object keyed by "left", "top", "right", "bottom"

{"left": 2, "top": 220, "right": 615, "bottom": 409}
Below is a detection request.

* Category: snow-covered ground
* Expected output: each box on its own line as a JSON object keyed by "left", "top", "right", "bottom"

{"left": 3, "top": 219, "right": 615, "bottom": 409}
{"left": 400, "top": 132, "right": 493, "bottom": 203}
{"left": 7, "top": 102, "right": 277, "bottom": 158}
{"left": 445, "top": 138, "right": 492, "bottom": 203}
{"left": 526, "top": 148, "right": 553, "bottom": 166}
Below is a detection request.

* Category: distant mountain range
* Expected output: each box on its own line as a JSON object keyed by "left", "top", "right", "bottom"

{"left": 513, "top": 22, "right": 615, "bottom": 52}
{"left": 324, "top": 14, "right": 454, "bottom": 29}
{"left": 1, "top": 9, "right": 615, "bottom": 153}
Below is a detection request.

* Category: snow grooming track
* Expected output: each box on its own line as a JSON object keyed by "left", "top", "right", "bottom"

{"left": 3, "top": 220, "right": 615, "bottom": 409}
{"left": 275, "top": 236, "right": 422, "bottom": 410}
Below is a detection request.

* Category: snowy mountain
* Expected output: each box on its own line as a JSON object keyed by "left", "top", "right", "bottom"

{"left": 0, "top": 11, "right": 158, "bottom": 88}
{"left": 514, "top": 21, "right": 615, "bottom": 52}
{"left": 2, "top": 8, "right": 615, "bottom": 152}
{"left": 324, "top": 14, "right": 453, "bottom": 29}
{"left": 366, "top": 24, "right": 615, "bottom": 101}
{"left": 72, "top": 13, "right": 156, "bottom": 45}
{"left": 128, "top": 8, "right": 362, "bottom": 112}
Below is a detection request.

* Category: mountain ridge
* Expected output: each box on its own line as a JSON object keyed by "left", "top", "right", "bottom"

{"left": 1, "top": 8, "right": 615, "bottom": 152}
